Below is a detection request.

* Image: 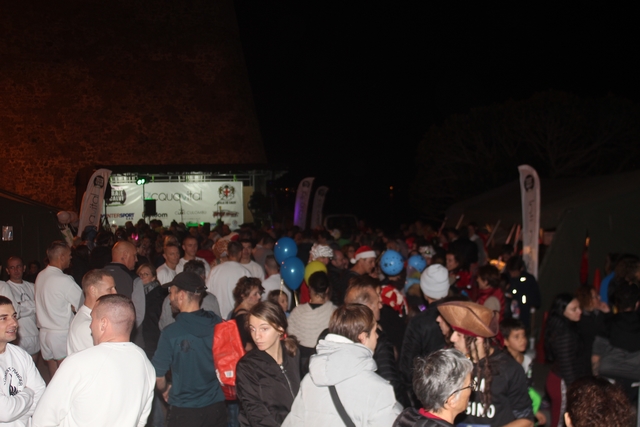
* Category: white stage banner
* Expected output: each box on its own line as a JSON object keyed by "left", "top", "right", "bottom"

{"left": 518, "top": 165, "right": 540, "bottom": 279}
{"left": 105, "top": 181, "right": 244, "bottom": 227}
{"left": 77, "top": 168, "right": 112, "bottom": 236}
{"left": 293, "top": 177, "right": 314, "bottom": 230}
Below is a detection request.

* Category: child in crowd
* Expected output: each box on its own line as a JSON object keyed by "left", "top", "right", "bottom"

{"left": 268, "top": 289, "right": 289, "bottom": 317}
{"left": 501, "top": 318, "right": 546, "bottom": 426}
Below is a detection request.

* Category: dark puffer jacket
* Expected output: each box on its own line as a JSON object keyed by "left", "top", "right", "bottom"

{"left": 393, "top": 407, "right": 454, "bottom": 427}
{"left": 399, "top": 300, "right": 446, "bottom": 401}
{"left": 236, "top": 342, "right": 301, "bottom": 427}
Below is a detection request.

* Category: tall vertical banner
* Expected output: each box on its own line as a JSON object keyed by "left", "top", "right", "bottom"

{"left": 293, "top": 177, "right": 314, "bottom": 230}
{"left": 518, "top": 165, "right": 540, "bottom": 278}
{"left": 77, "top": 168, "right": 112, "bottom": 236}
{"left": 310, "top": 186, "right": 329, "bottom": 229}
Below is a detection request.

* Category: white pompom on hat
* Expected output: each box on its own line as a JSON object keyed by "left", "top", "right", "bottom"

{"left": 350, "top": 245, "right": 376, "bottom": 264}
{"left": 310, "top": 244, "right": 334, "bottom": 261}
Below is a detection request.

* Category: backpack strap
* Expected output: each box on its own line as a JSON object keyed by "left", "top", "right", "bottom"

{"left": 329, "top": 385, "right": 355, "bottom": 427}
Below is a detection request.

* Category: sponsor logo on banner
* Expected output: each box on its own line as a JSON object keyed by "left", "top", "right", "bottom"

{"left": 145, "top": 191, "right": 202, "bottom": 201}
{"left": 213, "top": 209, "right": 239, "bottom": 217}
{"left": 109, "top": 188, "right": 127, "bottom": 205}
{"left": 106, "top": 213, "right": 135, "bottom": 220}
{"left": 219, "top": 185, "right": 235, "bottom": 201}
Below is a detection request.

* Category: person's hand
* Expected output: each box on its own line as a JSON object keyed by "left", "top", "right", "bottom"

{"left": 162, "top": 384, "right": 172, "bottom": 403}
{"left": 535, "top": 410, "right": 547, "bottom": 425}
{"left": 596, "top": 300, "right": 610, "bottom": 313}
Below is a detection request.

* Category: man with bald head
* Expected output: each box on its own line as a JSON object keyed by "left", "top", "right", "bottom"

{"left": 175, "top": 235, "right": 211, "bottom": 277}
{"left": 33, "top": 294, "right": 156, "bottom": 427}
{"left": 66, "top": 269, "right": 117, "bottom": 355}
{"left": 104, "top": 241, "right": 145, "bottom": 346}
{"left": 35, "top": 240, "right": 84, "bottom": 377}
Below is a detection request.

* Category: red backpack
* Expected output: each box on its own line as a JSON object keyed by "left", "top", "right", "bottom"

{"left": 213, "top": 319, "right": 246, "bottom": 400}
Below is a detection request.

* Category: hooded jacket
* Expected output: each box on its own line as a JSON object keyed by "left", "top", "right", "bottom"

{"left": 151, "top": 309, "right": 225, "bottom": 408}
{"left": 282, "top": 334, "right": 402, "bottom": 427}
{"left": 236, "top": 342, "right": 301, "bottom": 427}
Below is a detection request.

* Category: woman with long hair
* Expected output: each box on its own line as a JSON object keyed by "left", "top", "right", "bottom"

{"left": 544, "top": 293, "right": 590, "bottom": 427}
{"left": 232, "top": 277, "right": 264, "bottom": 350}
{"left": 236, "top": 301, "right": 300, "bottom": 427}
{"left": 437, "top": 301, "right": 534, "bottom": 427}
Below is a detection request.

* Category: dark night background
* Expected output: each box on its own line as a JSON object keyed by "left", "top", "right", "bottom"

{"left": 234, "top": 2, "right": 640, "bottom": 227}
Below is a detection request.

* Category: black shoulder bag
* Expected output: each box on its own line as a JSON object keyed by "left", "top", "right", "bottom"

{"left": 329, "top": 385, "right": 356, "bottom": 427}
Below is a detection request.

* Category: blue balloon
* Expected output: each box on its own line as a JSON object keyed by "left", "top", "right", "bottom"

{"left": 281, "top": 257, "right": 305, "bottom": 290}
{"left": 380, "top": 250, "right": 404, "bottom": 276}
{"left": 274, "top": 237, "right": 298, "bottom": 264}
{"left": 408, "top": 254, "right": 427, "bottom": 273}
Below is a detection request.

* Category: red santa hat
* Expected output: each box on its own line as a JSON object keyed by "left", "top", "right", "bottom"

{"left": 350, "top": 245, "right": 376, "bottom": 264}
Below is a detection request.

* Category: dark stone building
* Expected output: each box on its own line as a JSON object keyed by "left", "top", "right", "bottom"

{"left": 0, "top": 0, "right": 266, "bottom": 209}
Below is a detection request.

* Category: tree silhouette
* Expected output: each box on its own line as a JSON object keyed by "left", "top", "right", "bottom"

{"left": 411, "top": 90, "right": 640, "bottom": 216}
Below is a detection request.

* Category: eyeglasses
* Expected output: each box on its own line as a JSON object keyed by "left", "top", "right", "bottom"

{"left": 449, "top": 378, "right": 477, "bottom": 397}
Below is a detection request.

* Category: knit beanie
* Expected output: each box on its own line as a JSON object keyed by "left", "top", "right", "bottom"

{"left": 419, "top": 264, "right": 449, "bottom": 299}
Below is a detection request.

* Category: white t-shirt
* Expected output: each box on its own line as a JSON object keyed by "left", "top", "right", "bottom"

{"left": 5, "top": 280, "right": 38, "bottom": 339}
{"left": 206, "top": 261, "right": 250, "bottom": 319}
{"left": 156, "top": 264, "right": 177, "bottom": 286}
{"left": 32, "top": 342, "right": 155, "bottom": 427}
{"left": 0, "top": 343, "right": 46, "bottom": 427}
{"left": 241, "top": 260, "right": 265, "bottom": 282}
{"left": 66, "top": 305, "right": 93, "bottom": 356}
{"left": 34, "top": 266, "right": 83, "bottom": 332}
{"left": 175, "top": 257, "right": 211, "bottom": 277}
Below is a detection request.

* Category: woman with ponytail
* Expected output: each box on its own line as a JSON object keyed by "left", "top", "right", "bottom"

{"left": 236, "top": 301, "right": 301, "bottom": 426}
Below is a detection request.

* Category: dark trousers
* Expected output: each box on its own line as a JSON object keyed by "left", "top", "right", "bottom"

{"left": 167, "top": 401, "right": 228, "bottom": 427}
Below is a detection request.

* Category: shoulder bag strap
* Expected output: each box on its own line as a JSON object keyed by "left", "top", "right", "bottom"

{"left": 329, "top": 385, "right": 356, "bottom": 427}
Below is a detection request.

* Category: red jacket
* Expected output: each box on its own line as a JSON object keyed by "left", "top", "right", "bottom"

{"left": 476, "top": 286, "right": 505, "bottom": 321}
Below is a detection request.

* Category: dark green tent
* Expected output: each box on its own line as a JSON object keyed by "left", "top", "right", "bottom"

{"left": 446, "top": 170, "right": 640, "bottom": 311}
{"left": 0, "top": 188, "right": 62, "bottom": 276}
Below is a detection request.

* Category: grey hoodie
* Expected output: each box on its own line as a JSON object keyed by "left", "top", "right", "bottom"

{"left": 283, "top": 334, "right": 402, "bottom": 427}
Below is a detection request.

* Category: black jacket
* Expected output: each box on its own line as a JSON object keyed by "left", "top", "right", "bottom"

{"left": 374, "top": 328, "right": 410, "bottom": 408}
{"left": 399, "top": 300, "right": 446, "bottom": 401}
{"left": 236, "top": 342, "right": 301, "bottom": 427}
{"left": 393, "top": 408, "right": 454, "bottom": 427}
{"left": 545, "top": 316, "right": 590, "bottom": 385}
{"left": 142, "top": 281, "right": 168, "bottom": 360}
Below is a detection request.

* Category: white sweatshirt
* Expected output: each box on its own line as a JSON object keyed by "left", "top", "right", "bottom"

{"left": 32, "top": 342, "right": 155, "bottom": 427}
{"left": 0, "top": 343, "right": 46, "bottom": 427}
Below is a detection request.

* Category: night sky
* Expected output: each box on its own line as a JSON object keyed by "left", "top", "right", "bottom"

{"left": 234, "top": 2, "right": 640, "bottom": 226}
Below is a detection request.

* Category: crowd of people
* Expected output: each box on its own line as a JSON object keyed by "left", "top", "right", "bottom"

{"left": 1, "top": 217, "right": 638, "bottom": 427}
